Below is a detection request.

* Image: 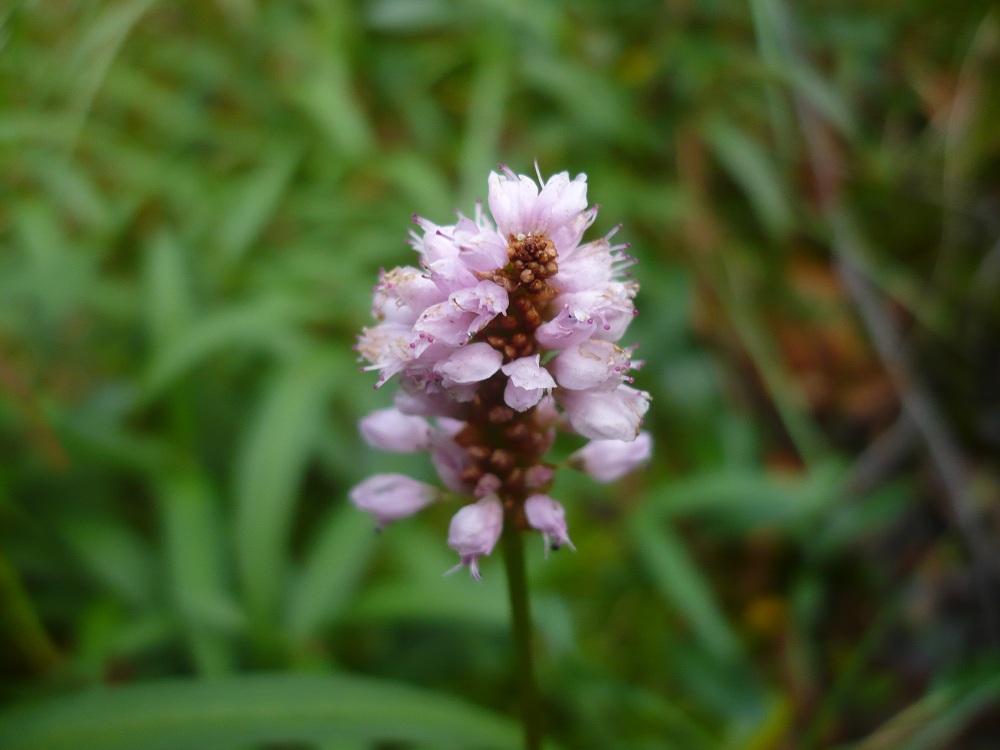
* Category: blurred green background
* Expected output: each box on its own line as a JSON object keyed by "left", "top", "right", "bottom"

{"left": 2, "top": 1, "right": 1000, "bottom": 748}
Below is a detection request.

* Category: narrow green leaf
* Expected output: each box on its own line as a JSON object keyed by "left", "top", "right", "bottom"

{"left": 348, "top": 580, "right": 510, "bottom": 630}
{"left": 158, "top": 470, "right": 241, "bottom": 676}
{"left": 66, "top": 0, "right": 157, "bottom": 146}
{"left": 0, "top": 673, "right": 525, "bottom": 750}
{"left": 58, "top": 520, "right": 155, "bottom": 608}
{"left": 459, "top": 38, "right": 509, "bottom": 208}
{"left": 291, "top": 62, "right": 374, "bottom": 158}
{"left": 783, "top": 64, "right": 857, "bottom": 138}
{"left": 704, "top": 118, "right": 793, "bottom": 236}
{"left": 286, "top": 504, "right": 378, "bottom": 642}
{"left": 642, "top": 471, "right": 805, "bottom": 530}
{"left": 234, "top": 351, "right": 342, "bottom": 650}
{"left": 140, "top": 298, "right": 312, "bottom": 399}
{"left": 628, "top": 514, "right": 741, "bottom": 661}
{"left": 143, "top": 230, "right": 195, "bottom": 351}
{"left": 217, "top": 146, "right": 302, "bottom": 263}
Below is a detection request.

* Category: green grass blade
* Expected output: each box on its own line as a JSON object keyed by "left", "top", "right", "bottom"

{"left": 140, "top": 298, "right": 312, "bottom": 398}
{"left": 628, "top": 513, "right": 741, "bottom": 661}
{"left": 158, "top": 469, "right": 241, "bottom": 676}
{"left": 0, "top": 673, "right": 525, "bottom": 750}
{"left": 216, "top": 145, "right": 302, "bottom": 264}
{"left": 286, "top": 503, "right": 378, "bottom": 643}
{"left": 234, "top": 351, "right": 342, "bottom": 654}
{"left": 704, "top": 118, "right": 793, "bottom": 236}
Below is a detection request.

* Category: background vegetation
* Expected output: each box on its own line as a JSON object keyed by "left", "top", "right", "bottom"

{"left": 2, "top": 1, "right": 999, "bottom": 748}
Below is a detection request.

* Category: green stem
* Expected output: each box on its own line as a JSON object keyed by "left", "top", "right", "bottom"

{"left": 500, "top": 519, "right": 543, "bottom": 750}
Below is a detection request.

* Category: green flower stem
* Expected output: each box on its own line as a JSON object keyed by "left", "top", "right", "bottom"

{"left": 500, "top": 518, "right": 543, "bottom": 750}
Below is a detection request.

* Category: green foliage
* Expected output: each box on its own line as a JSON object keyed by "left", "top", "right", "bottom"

{"left": 2, "top": 0, "right": 999, "bottom": 748}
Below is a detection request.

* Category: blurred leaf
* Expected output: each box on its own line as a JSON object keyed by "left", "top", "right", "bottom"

{"left": 286, "top": 503, "right": 378, "bottom": 642}
{"left": 364, "top": 0, "right": 465, "bottom": 32}
{"left": 65, "top": 0, "right": 157, "bottom": 145}
{"left": 158, "top": 470, "right": 241, "bottom": 676}
{"left": 143, "top": 230, "right": 195, "bottom": 351}
{"left": 28, "top": 153, "right": 110, "bottom": 230}
{"left": 642, "top": 463, "right": 843, "bottom": 531}
{"left": 234, "top": 350, "right": 346, "bottom": 651}
{"left": 781, "top": 64, "right": 858, "bottom": 138}
{"left": 140, "top": 298, "right": 314, "bottom": 398}
{"left": 628, "top": 514, "right": 742, "bottom": 661}
{"left": 0, "top": 673, "right": 528, "bottom": 750}
{"left": 216, "top": 145, "right": 302, "bottom": 264}
{"left": 348, "top": 578, "right": 509, "bottom": 629}
{"left": 458, "top": 37, "right": 510, "bottom": 208}
{"left": 58, "top": 519, "right": 155, "bottom": 608}
{"left": 704, "top": 118, "right": 793, "bottom": 235}
{"left": 290, "top": 60, "right": 374, "bottom": 158}
{"left": 846, "top": 664, "right": 1000, "bottom": 750}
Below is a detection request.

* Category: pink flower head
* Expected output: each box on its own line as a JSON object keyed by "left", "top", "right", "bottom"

{"left": 524, "top": 494, "right": 575, "bottom": 555}
{"left": 447, "top": 495, "right": 504, "bottom": 580}
{"left": 349, "top": 473, "right": 439, "bottom": 530}
{"left": 569, "top": 431, "right": 653, "bottom": 482}
{"left": 353, "top": 165, "right": 647, "bottom": 577}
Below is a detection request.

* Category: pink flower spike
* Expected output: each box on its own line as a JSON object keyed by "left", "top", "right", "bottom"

{"left": 349, "top": 473, "right": 439, "bottom": 530}
{"left": 446, "top": 495, "right": 504, "bottom": 580}
{"left": 569, "top": 431, "right": 653, "bottom": 482}
{"left": 359, "top": 408, "right": 432, "bottom": 452}
{"left": 524, "top": 494, "right": 575, "bottom": 556}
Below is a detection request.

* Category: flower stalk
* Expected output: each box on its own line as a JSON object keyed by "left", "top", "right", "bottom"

{"left": 500, "top": 506, "right": 543, "bottom": 750}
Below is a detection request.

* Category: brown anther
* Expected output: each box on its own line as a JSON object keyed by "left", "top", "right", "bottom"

{"left": 489, "top": 405, "right": 515, "bottom": 424}
{"left": 511, "top": 332, "right": 529, "bottom": 350}
{"left": 487, "top": 335, "right": 506, "bottom": 350}
{"left": 506, "top": 467, "right": 525, "bottom": 490}
{"left": 504, "top": 422, "right": 530, "bottom": 443}
{"left": 519, "top": 269, "right": 535, "bottom": 284}
{"left": 467, "top": 445, "right": 490, "bottom": 462}
{"left": 488, "top": 449, "right": 516, "bottom": 473}
{"left": 501, "top": 315, "right": 519, "bottom": 330}
{"left": 504, "top": 344, "right": 517, "bottom": 360}
{"left": 460, "top": 466, "right": 483, "bottom": 484}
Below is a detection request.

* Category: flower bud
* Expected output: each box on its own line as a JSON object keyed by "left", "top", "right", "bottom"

{"left": 524, "top": 494, "right": 575, "bottom": 555}
{"left": 569, "top": 431, "right": 652, "bottom": 482}
{"left": 558, "top": 385, "right": 650, "bottom": 441}
{"left": 446, "top": 495, "right": 504, "bottom": 580}
{"left": 349, "top": 473, "right": 439, "bottom": 530}
{"left": 359, "top": 407, "right": 431, "bottom": 452}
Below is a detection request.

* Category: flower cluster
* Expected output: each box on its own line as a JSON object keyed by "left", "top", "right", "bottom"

{"left": 350, "top": 166, "right": 651, "bottom": 579}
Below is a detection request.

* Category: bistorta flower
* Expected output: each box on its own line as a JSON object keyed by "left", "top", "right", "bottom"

{"left": 350, "top": 164, "right": 651, "bottom": 578}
